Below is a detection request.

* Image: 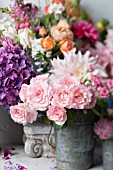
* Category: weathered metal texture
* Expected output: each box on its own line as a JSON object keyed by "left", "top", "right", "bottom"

{"left": 103, "top": 138, "right": 113, "bottom": 170}
{"left": 55, "top": 123, "right": 94, "bottom": 170}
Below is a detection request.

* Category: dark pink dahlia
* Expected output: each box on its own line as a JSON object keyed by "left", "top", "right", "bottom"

{"left": 73, "top": 20, "right": 99, "bottom": 44}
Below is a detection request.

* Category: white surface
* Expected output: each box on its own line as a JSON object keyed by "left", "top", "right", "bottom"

{"left": 0, "top": 145, "right": 102, "bottom": 170}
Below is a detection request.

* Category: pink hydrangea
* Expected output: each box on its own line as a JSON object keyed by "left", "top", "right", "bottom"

{"left": 94, "top": 118, "right": 113, "bottom": 140}
{"left": 73, "top": 20, "right": 99, "bottom": 44}
{"left": 47, "top": 105, "right": 67, "bottom": 125}
{"left": 10, "top": 103, "right": 37, "bottom": 125}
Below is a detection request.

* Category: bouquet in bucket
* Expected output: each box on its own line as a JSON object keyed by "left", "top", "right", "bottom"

{"left": 9, "top": 47, "right": 107, "bottom": 127}
{"left": 0, "top": 0, "right": 110, "bottom": 126}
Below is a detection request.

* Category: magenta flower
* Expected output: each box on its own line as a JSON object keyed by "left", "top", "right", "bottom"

{"left": 73, "top": 20, "right": 99, "bottom": 44}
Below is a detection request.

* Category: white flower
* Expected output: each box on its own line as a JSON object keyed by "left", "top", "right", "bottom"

{"left": 0, "top": 16, "right": 17, "bottom": 39}
{"left": 18, "top": 28, "right": 34, "bottom": 49}
{"left": 48, "top": 3, "right": 65, "bottom": 14}
{"left": 50, "top": 48, "right": 107, "bottom": 84}
{"left": 31, "top": 38, "right": 45, "bottom": 58}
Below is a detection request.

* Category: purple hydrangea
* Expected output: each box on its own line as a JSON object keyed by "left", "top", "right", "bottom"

{"left": 0, "top": 36, "right": 36, "bottom": 110}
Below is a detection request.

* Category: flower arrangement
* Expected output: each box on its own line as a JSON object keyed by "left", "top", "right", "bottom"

{"left": 9, "top": 47, "right": 107, "bottom": 126}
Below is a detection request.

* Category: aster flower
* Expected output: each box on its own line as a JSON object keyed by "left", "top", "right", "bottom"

{"left": 0, "top": 36, "right": 36, "bottom": 110}
{"left": 73, "top": 20, "right": 99, "bottom": 44}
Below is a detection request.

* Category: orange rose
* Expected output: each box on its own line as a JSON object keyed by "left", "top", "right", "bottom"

{"left": 60, "top": 39, "right": 74, "bottom": 52}
{"left": 51, "top": 20, "right": 74, "bottom": 42}
{"left": 39, "top": 27, "right": 47, "bottom": 36}
{"left": 52, "top": 0, "right": 65, "bottom": 4}
{"left": 40, "top": 36, "right": 55, "bottom": 51}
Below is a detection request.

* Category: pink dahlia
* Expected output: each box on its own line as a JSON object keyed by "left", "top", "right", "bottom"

{"left": 94, "top": 118, "right": 113, "bottom": 140}
{"left": 73, "top": 20, "right": 99, "bottom": 44}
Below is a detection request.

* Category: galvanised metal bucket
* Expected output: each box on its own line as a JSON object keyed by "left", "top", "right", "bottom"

{"left": 55, "top": 122, "right": 94, "bottom": 170}
{"left": 103, "top": 138, "right": 113, "bottom": 170}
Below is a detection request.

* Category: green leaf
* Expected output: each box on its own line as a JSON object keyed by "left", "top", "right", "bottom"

{"left": 43, "top": 117, "right": 52, "bottom": 126}
{"left": 54, "top": 122, "right": 63, "bottom": 129}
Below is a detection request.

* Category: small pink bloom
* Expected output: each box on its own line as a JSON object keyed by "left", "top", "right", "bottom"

{"left": 19, "top": 84, "right": 28, "bottom": 102}
{"left": 106, "top": 79, "right": 113, "bottom": 90}
{"left": 92, "top": 75, "right": 105, "bottom": 88}
{"left": 68, "top": 85, "right": 92, "bottom": 109}
{"left": 85, "top": 87, "right": 97, "bottom": 109}
{"left": 51, "top": 85, "right": 69, "bottom": 107}
{"left": 94, "top": 118, "right": 113, "bottom": 140}
{"left": 10, "top": 103, "right": 37, "bottom": 125}
{"left": 47, "top": 105, "right": 67, "bottom": 125}
{"left": 99, "top": 87, "right": 110, "bottom": 98}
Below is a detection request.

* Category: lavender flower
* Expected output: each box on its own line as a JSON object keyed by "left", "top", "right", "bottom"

{"left": 0, "top": 36, "right": 36, "bottom": 110}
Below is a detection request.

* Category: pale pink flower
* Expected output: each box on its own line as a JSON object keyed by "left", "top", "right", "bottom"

{"left": 50, "top": 48, "right": 107, "bottom": 85}
{"left": 85, "top": 87, "right": 97, "bottom": 109}
{"left": 106, "top": 79, "right": 113, "bottom": 90}
{"left": 51, "top": 85, "right": 69, "bottom": 107}
{"left": 10, "top": 103, "right": 37, "bottom": 125}
{"left": 94, "top": 118, "right": 113, "bottom": 140}
{"left": 19, "top": 84, "right": 28, "bottom": 102}
{"left": 68, "top": 85, "right": 93, "bottom": 109}
{"left": 47, "top": 105, "right": 67, "bottom": 125}
{"left": 26, "top": 76, "right": 52, "bottom": 111}
{"left": 98, "top": 87, "right": 110, "bottom": 98}
{"left": 30, "top": 74, "right": 49, "bottom": 84}
{"left": 59, "top": 75, "right": 80, "bottom": 87}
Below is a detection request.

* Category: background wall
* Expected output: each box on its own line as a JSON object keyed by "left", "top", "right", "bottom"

{"left": 0, "top": 0, "right": 112, "bottom": 144}
{"left": 0, "top": 0, "right": 113, "bottom": 24}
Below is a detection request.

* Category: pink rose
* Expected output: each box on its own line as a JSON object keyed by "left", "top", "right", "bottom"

{"left": 85, "top": 87, "right": 97, "bottom": 109}
{"left": 10, "top": 103, "right": 37, "bottom": 125}
{"left": 19, "top": 84, "right": 28, "bottom": 102}
{"left": 98, "top": 87, "right": 110, "bottom": 98}
{"left": 27, "top": 80, "right": 52, "bottom": 111}
{"left": 47, "top": 105, "right": 67, "bottom": 125}
{"left": 59, "top": 75, "right": 79, "bottom": 87}
{"left": 68, "top": 85, "right": 93, "bottom": 109}
{"left": 106, "top": 79, "right": 113, "bottom": 90}
{"left": 51, "top": 85, "right": 69, "bottom": 107}
{"left": 30, "top": 74, "right": 49, "bottom": 85}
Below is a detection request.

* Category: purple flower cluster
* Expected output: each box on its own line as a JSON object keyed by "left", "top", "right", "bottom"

{"left": 0, "top": 36, "right": 36, "bottom": 110}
